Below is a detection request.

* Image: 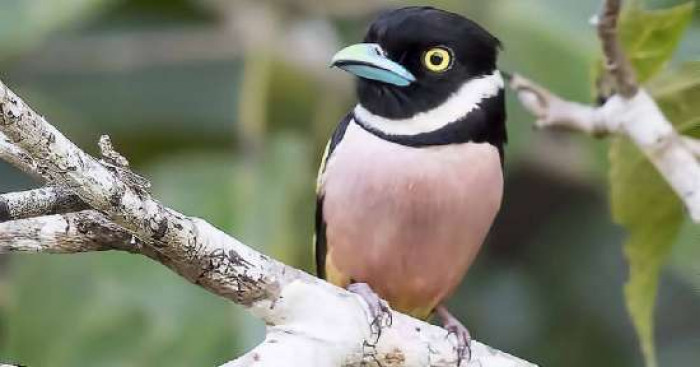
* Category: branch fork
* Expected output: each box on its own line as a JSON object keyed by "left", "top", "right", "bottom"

{"left": 510, "top": 0, "right": 700, "bottom": 222}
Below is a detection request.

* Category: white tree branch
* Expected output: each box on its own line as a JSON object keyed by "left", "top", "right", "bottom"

{"left": 0, "top": 75, "right": 534, "bottom": 366}
{"left": 509, "top": 75, "right": 610, "bottom": 136}
{"left": 510, "top": 0, "right": 700, "bottom": 222}
{"left": 0, "top": 210, "right": 533, "bottom": 367}
{"left": 0, "top": 187, "right": 87, "bottom": 222}
{"left": 0, "top": 131, "right": 43, "bottom": 180}
{"left": 510, "top": 74, "right": 700, "bottom": 221}
{"left": 0, "top": 210, "right": 133, "bottom": 254}
{"left": 1, "top": 131, "right": 90, "bottom": 221}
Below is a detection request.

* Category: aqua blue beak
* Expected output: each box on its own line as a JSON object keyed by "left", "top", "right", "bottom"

{"left": 331, "top": 43, "right": 416, "bottom": 87}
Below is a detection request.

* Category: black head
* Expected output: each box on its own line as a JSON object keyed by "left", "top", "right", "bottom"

{"left": 359, "top": 7, "right": 501, "bottom": 118}
{"left": 331, "top": 6, "right": 506, "bottom": 156}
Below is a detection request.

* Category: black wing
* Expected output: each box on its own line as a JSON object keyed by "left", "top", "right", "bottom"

{"left": 315, "top": 112, "right": 352, "bottom": 279}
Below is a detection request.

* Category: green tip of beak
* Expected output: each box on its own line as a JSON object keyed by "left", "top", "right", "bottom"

{"left": 330, "top": 43, "right": 416, "bottom": 87}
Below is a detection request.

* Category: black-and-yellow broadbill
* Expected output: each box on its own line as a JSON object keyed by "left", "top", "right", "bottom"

{"left": 315, "top": 6, "right": 506, "bottom": 359}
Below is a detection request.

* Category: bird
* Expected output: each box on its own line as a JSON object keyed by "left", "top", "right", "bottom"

{"left": 316, "top": 6, "right": 506, "bottom": 360}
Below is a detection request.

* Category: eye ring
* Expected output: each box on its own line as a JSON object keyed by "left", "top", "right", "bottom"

{"left": 422, "top": 46, "right": 453, "bottom": 73}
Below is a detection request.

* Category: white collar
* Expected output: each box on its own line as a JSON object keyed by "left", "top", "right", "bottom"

{"left": 353, "top": 70, "right": 503, "bottom": 136}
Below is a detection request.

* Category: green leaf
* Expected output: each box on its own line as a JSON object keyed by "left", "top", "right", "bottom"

{"left": 669, "top": 219, "right": 700, "bottom": 298}
{"left": 606, "top": 2, "right": 696, "bottom": 367}
{"left": 610, "top": 135, "right": 683, "bottom": 367}
{"left": 649, "top": 62, "right": 700, "bottom": 133}
{"left": 619, "top": 0, "right": 695, "bottom": 83}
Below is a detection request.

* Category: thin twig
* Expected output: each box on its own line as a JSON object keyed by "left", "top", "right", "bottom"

{"left": 0, "top": 187, "right": 88, "bottom": 223}
{"left": 597, "top": 0, "right": 638, "bottom": 97}
{"left": 509, "top": 74, "right": 611, "bottom": 136}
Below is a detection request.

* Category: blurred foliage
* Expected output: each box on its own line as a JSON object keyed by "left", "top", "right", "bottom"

{"left": 3, "top": 253, "right": 236, "bottom": 367}
{"left": 0, "top": 0, "right": 114, "bottom": 61}
{"left": 105, "top": 0, "right": 213, "bottom": 27}
{"left": 0, "top": 0, "right": 699, "bottom": 366}
{"left": 607, "top": 2, "right": 696, "bottom": 367}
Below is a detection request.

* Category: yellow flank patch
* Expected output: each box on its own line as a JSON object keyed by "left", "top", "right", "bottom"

{"left": 324, "top": 250, "right": 351, "bottom": 289}
{"left": 393, "top": 302, "right": 434, "bottom": 321}
{"left": 316, "top": 140, "right": 331, "bottom": 194}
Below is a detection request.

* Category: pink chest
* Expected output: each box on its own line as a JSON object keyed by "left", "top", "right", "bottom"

{"left": 321, "top": 121, "right": 503, "bottom": 314}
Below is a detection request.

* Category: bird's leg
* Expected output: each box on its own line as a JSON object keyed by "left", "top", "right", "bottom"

{"left": 347, "top": 282, "right": 392, "bottom": 347}
{"left": 436, "top": 305, "right": 472, "bottom": 364}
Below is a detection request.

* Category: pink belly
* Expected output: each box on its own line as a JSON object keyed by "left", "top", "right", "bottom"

{"left": 321, "top": 121, "right": 503, "bottom": 318}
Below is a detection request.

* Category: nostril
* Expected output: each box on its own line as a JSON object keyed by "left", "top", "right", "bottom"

{"left": 373, "top": 45, "right": 386, "bottom": 57}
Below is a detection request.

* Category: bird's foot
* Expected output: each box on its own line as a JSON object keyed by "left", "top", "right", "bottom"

{"left": 347, "top": 282, "right": 392, "bottom": 346}
{"left": 436, "top": 305, "right": 472, "bottom": 364}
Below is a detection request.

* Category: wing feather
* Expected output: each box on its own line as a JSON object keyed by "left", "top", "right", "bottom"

{"left": 314, "top": 112, "right": 353, "bottom": 278}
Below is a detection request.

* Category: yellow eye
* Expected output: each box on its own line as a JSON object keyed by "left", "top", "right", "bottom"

{"left": 422, "top": 47, "right": 453, "bottom": 72}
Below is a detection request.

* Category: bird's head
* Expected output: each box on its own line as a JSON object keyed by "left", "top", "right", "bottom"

{"left": 331, "top": 7, "right": 505, "bottom": 144}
